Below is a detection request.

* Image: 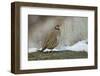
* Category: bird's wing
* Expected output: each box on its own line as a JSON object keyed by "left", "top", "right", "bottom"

{"left": 42, "top": 30, "right": 56, "bottom": 48}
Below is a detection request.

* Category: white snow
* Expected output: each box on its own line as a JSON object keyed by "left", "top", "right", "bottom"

{"left": 29, "top": 40, "right": 88, "bottom": 53}
{"left": 29, "top": 48, "right": 37, "bottom": 52}
{"left": 61, "top": 40, "right": 88, "bottom": 52}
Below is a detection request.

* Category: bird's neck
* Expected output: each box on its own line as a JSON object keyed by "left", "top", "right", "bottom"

{"left": 55, "top": 28, "right": 60, "bottom": 30}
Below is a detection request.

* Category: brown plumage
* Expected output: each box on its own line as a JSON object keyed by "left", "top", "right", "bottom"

{"left": 41, "top": 25, "right": 61, "bottom": 52}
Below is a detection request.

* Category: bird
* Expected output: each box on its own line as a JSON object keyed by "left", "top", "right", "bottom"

{"left": 41, "top": 24, "right": 61, "bottom": 52}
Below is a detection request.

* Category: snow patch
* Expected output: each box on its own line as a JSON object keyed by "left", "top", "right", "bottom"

{"left": 65, "top": 40, "right": 88, "bottom": 51}
{"left": 29, "top": 40, "right": 88, "bottom": 52}
{"left": 29, "top": 48, "right": 37, "bottom": 52}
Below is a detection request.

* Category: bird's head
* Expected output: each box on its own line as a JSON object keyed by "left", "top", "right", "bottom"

{"left": 55, "top": 24, "right": 61, "bottom": 30}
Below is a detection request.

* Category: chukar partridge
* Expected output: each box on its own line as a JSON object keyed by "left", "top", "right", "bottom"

{"left": 41, "top": 25, "right": 61, "bottom": 52}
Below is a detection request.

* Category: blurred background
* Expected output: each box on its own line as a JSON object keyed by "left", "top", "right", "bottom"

{"left": 28, "top": 15, "right": 88, "bottom": 52}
